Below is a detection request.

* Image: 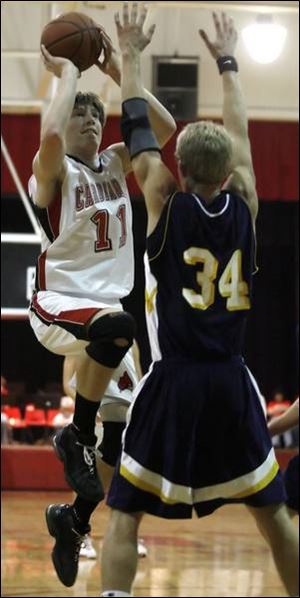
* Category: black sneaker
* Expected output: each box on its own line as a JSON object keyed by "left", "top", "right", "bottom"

{"left": 46, "top": 503, "right": 90, "bottom": 587}
{"left": 53, "top": 424, "right": 104, "bottom": 502}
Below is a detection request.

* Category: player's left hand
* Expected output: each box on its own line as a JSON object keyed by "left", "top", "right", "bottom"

{"left": 94, "top": 27, "right": 113, "bottom": 70}
{"left": 95, "top": 42, "right": 121, "bottom": 82}
{"left": 115, "top": 1, "right": 156, "bottom": 54}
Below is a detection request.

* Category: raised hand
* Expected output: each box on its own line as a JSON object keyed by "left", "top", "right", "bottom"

{"left": 94, "top": 30, "right": 121, "bottom": 81}
{"left": 40, "top": 44, "right": 80, "bottom": 78}
{"left": 115, "top": 1, "right": 156, "bottom": 55}
{"left": 94, "top": 27, "right": 113, "bottom": 71}
{"left": 199, "top": 12, "right": 238, "bottom": 59}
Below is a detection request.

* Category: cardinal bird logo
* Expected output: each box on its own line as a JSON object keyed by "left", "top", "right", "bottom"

{"left": 118, "top": 371, "right": 134, "bottom": 391}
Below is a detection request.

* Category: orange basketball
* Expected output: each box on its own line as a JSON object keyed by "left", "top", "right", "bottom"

{"left": 40, "top": 12, "right": 105, "bottom": 72}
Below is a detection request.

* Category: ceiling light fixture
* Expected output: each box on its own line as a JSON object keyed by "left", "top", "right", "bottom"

{"left": 242, "top": 15, "right": 287, "bottom": 64}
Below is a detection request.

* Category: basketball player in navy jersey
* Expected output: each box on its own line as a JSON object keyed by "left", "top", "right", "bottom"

{"left": 99, "top": 5, "right": 299, "bottom": 597}
{"left": 28, "top": 15, "right": 176, "bottom": 588}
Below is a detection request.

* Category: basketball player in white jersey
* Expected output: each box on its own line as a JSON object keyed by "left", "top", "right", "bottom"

{"left": 28, "top": 15, "right": 175, "bottom": 588}
{"left": 46, "top": 346, "right": 147, "bottom": 588}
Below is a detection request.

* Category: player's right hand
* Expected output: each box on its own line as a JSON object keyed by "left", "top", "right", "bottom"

{"left": 199, "top": 12, "right": 238, "bottom": 60}
{"left": 115, "top": 1, "right": 156, "bottom": 55}
{"left": 40, "top": 45, "right": 80, "bottom": 78}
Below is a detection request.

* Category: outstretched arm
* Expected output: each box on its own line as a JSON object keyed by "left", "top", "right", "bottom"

{"left": 33, "top": 35, "right": 114, "bottom": 207}
{"left": 112, "top": 3, "right": 177, "bottom": 231}
{"left": 96, "top": 2, "right": 176, "bottom": 175}
{"left": 268, "top": 398, "right": 299, "bottom": 436}
{"left": 32, "top": 47, "right": 80, "bottom": 208}
{"left": 114, "top": 1, "right": 177, "bottom": 234}
{"left": 200, "top": 13, "right": 258, "bottom": 222}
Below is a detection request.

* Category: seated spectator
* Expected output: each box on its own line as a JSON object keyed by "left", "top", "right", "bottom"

{"left": 52, "top": 396, "right": 75, "bottom": 429}
{"left": 267, "top": 389, "right": 292, "bottom": 447}
{"left": 1, "top": 412, "right": 12, "bottom": 444}
{"left": 1, "top": 376, "right": 9, "bottom": 398}
{"left": 1, "top": 375, "right": 12, "bottom": 444}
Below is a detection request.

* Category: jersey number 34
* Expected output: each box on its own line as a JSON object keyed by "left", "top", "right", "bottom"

{"left": 183, "top": 248, "right": 250, "bottom": 312}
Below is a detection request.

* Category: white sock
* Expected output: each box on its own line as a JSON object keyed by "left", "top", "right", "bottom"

{"left": 101, "top": 592, "right": 132, "bottom": 597}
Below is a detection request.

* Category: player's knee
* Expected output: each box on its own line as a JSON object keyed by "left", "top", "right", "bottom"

{"left": 86, "top": 311, "right": 136, "bottom": 368}
{"left": 98, "top": 421, "right": 126, "bottom": 466}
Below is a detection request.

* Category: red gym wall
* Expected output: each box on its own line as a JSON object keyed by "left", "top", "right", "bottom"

{"left": 1, "top": 445, "right": 296, "bottom": 491}
{"left": 1, "top": 114, "right": 299, "bottom": 201}
{"left": 1, "top": 445, "right": 69, "bottom": 491}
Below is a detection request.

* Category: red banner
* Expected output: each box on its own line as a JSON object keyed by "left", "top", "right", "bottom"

{"left": 1, "top": 114, "right": 298, "bottom": 201}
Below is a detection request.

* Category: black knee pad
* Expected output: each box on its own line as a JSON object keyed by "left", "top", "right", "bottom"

{"left": 97, "top": 421, "right": 126, "bottom": 466}
{"left": 86, "top": 311, "right": 136, "bottom": 368}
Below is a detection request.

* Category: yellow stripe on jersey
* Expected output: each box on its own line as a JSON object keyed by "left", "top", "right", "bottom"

{"left": 145, "top": 287, "right": 157, "bottom": 314}
{"left": 148, "top": 193, "right": 177, "bottom": 262}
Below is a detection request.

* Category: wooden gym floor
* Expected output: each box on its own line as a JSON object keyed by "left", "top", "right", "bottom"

{"left": 1, "top": 490, "right": 293, "bottom": 597}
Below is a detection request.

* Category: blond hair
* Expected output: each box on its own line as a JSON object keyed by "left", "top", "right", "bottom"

{"left": 175, "top": 121, "right": 233, "bottom": 187}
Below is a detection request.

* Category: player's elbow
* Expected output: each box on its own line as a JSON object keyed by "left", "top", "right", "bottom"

{"left": 132, "top": 152, "right": 161, "bottom": 190}
{"left": 158, "top": 120, "right": 177, "bottom": 148}
{"left": 165, "top": 118, "right": 177, "bottom": 139}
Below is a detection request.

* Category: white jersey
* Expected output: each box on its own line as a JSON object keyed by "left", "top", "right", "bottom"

{"left": 28, "top": 150, "right": 134, "bottom": 302}
{"left": 68, "top": 348, "right": 139, "bottom": 405}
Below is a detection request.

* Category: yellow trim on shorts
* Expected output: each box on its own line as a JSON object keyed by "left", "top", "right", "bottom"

{"left": 231, "top": 460, "right": 279, "bottom": 499}
{"left": 120, "top": 464, "right": 179, "bottom": 505}
{"left": 120, "top": 448, "right": 279, "bottom": 505}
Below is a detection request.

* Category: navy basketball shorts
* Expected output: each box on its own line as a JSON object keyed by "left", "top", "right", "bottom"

{"left": 107, "top": 357, "right": 287, "bottom": 518}
{"left": 284, "top": 454, "right": 299, "bottom": 513}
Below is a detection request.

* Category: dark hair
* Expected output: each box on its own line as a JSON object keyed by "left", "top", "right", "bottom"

{"left": 74, "top": 92, "right": 106, "bottom": 127}
{"left": 271, "top": 388, "right": 287, "bottom": 400}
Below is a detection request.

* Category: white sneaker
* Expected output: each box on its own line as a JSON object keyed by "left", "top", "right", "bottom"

{"left": 79, "top": 534, "right": 97, "bottom": 559}
{"left": 137, "top": 538, "right": 148, "bottom": 558}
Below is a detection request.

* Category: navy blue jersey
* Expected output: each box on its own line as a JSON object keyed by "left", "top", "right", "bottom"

{"left": 145, "top": 190, "right": 257, "bottom": 360}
